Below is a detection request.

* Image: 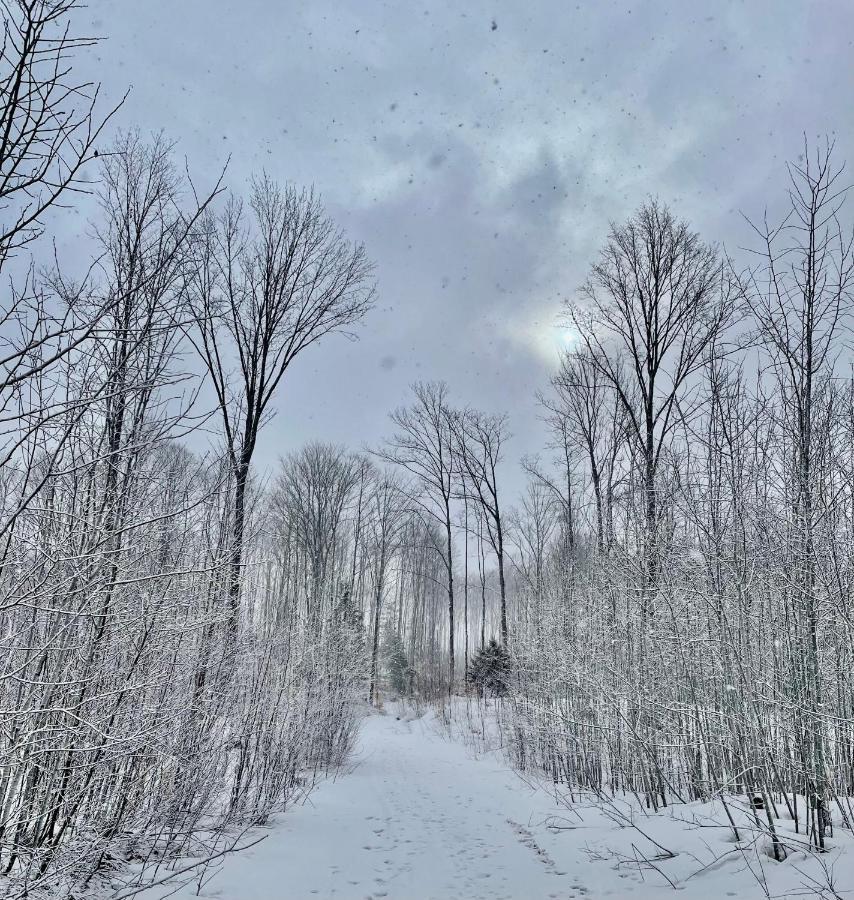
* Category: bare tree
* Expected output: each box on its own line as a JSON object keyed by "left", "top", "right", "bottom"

{"left": 0, "top": 0, "right": 121, "bottom": 266}
{"left": 376, "top": 382, "right": 458, "bottom": 693}
{"left": 567, "top": 199, "right": 733, "bottom": 617}
{"left": 0, "top": 2, "right": 132, "bottom": 540}
{"left": 365, "top": 469, "right": 407, "bottom": 704}
{"left": 546, "top": 349, "right": 625, "bottom": 554}
{"left": 738, "top": 139, "right": 854, "bottom": 849}
{"left": 452, "top": 408, "right": 510, "bottom": 646}
{"left": 0, "top": 134, "right": 224, "bottom": 891}
{"left": 508, "top": 479, "right": 557, "bottom": 637}
{"left": 186, "top": 177, "right": 375, "bottom": 640}
{"left": 273, "top": 443, "right": 361, "bottom": 624}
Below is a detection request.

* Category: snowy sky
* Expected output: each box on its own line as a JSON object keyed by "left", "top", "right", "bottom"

{"left": 68, "top": 0, "right": 854, "bottom": 499}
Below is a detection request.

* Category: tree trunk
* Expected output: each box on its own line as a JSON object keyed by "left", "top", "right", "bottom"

{"left": 445, "top": 512, "right": 455, "bottom": 696}
{"left": 228, "top": 456, "right": 250, "bottom": 642}
{"left": 369, "top": 583, "right": 383, "bottom": 705}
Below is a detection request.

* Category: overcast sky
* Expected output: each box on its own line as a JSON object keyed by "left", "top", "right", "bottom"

{"left": 68, "top": 0, "right": 854, "bottom": 499}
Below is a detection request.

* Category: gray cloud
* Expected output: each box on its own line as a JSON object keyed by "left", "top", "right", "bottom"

{"left": 65, "top": 0, "right": 854, "bottom": 499}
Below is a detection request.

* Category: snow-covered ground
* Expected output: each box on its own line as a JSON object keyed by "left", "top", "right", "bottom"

{"left": 149, "top": 703, "right": 854, "bottom": 900}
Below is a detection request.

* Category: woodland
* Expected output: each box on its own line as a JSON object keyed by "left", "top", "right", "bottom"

{"left": 1, "top": 3, "right": 853, "bottom": 898}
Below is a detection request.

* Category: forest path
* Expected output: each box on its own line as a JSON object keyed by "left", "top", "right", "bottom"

{"left": 150, "top": 704, "right": 854, "bottom": 900}
{"left": 172, "top": 705, "right": 598, "bottom": 900}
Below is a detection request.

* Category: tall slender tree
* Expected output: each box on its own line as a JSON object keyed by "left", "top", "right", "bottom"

{"left": 739, "top": 140, "right": 854, "bottom": 848}
{"left": 376, "top": 382, "right": 458, "bottom": 692}
{"left": 187, "top": 178, "right": 375, "bottom": 641}
{"left": 567, "top": 199, "right": 733, "bottom": 621}
{"left": 453, "top": 409, "right": 510, "bottom": 645}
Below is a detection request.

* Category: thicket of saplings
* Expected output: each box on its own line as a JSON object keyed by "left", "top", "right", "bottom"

{"left": 368, "top": 150, "right": 854, "bottom": 870}
{"left": 0, "top": 4, "right": 379, "bottom": 896}
{"left": 500, "top": 155, "right": 854, "bottom": 866}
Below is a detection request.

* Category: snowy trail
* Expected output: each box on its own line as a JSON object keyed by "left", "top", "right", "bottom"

{"left": 167, "top": 707, "right": 598, "bottom": 900}
{"left": 156, "top": 707, "right": 854, "bottom": 900}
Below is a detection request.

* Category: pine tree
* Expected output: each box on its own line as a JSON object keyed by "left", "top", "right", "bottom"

{"left": 467, "top": 639, "right": 511, "bottom": 697}
{"left": 382, "top": 631, "right": 413, "bottom": 696}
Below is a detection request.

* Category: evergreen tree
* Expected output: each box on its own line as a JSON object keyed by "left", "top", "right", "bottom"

{"left": 467, "top": 639, "right": 511, "bottom": 697}
{"left": 382, "top": 631, "right": 414, "bottom": 695}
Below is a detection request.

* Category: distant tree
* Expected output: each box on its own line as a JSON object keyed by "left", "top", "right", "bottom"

{"left": 544, "top": 349, "right": 626, "bottom": 554}
{"left": 508, "top": 479, "right": 558, "bottom": 634}
{"left": 273, "top": 443, "right": 361, "bottom": 624}
{"left": 452, "top": 408, "right": 510, "bottom": 645}
{"left": 467, "top": 638, "right": 511, "bottom": 698}
{"left": 376, "top": 382, "right": 458, "bottom": 693}
{"left": 365, "top": 469, "right": 407, "bottom": 705}
{"left": 382, "top": 631, "right": 413, "bottom": 696}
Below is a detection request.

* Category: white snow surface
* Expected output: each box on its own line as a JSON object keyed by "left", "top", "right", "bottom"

{"left": 150, "top": 702, "right": 854, "bottom": 900}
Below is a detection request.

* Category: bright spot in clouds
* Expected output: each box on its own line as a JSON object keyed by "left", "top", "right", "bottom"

{"left": 503, "top": 315, "right": 578, "bottom": 367}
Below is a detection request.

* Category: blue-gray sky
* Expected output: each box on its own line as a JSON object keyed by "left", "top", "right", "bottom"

{"left": 67, "top": 0, "right": 854, "bottom": 497}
